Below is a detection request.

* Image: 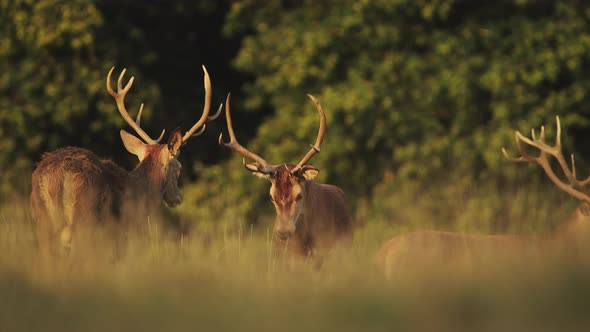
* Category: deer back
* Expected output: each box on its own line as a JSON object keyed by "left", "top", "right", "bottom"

{"left": 30, "top": 147, "right": 129, "bottom": 229}
{"left": 30, "top": 66, "right": 220, "bottom": 258}
{"left": 375, "top": 231, "right": 534, "bottom": 279}
{"left": 302, "top": 180, "right": 353, "bottom": 247}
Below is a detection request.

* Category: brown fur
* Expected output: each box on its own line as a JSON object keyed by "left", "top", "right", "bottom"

{"left": 376, "top": 204, "right": 590, "bottom": 278}
{"left": 263, "top": 164, "right": 352, "bottom": 256}
{"left": 220, "top": 93, "right": 351, "bottom": 257}
{"left": 374, "top": 117, "right": 589, "bottom": 278}
{"left": 30, "top": 130, "right": 184, "bottom": 259}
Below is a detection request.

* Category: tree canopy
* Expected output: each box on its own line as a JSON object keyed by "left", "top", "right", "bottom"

{"left": 3, "top": 0, "right": 590, "bottom": 226}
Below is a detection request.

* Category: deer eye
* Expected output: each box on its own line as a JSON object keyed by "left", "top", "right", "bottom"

{"left": 295, "top": 193, "right": 303, "bottom": 201}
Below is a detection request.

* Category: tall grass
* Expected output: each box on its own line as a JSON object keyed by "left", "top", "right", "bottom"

{"left": 1, "top": 178, "right": 589, "bottom": 332}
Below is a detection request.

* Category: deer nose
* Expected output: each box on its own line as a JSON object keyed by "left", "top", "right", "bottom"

{"left": 165, "top": 195, "right": 182, "bottom": 207}
{"left": 276, "top": 231, "right": 291, "bottom": 241}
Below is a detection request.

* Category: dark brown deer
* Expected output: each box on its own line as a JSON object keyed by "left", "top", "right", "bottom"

{"left": 376, "top": 116, "right": 590, "bottom": 278}
{"left": 30, "top": 66, "right": 221, "bottom": 258}
{"left": 219, "top": 94, "right": 353, "bottom": 257}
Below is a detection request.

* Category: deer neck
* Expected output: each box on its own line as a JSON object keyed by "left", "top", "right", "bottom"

{"left": 297, "top": 180, "right": 318, "bottom": 241}
{"left": 127, "top": 157, "right": 166, "bottom": 208}
{"left": 300, "top": 180, "right": 316, "bottom": 224}
{"left": 555, "top": 202, "right": 590, "bottom": 241}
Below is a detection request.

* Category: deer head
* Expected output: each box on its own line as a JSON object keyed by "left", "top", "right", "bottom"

{"left": 106, "top": 66, "right": 221, "bottom": 207}
{"left": 219, "top": 94, "right": 326, "bottom": 240}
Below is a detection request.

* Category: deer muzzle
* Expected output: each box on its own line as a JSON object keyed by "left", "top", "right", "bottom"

{"left": 164, "top": 192, "right": 183, "bottom": 208}
{"left": 274, "top": 219, "right": 296, "bottom": 241}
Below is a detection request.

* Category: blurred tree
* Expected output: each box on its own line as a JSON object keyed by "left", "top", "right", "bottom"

{"left": 0, "top": 0, "right": 158, "bottom": 196}
{"left": 179, "top": 0, "right": 590, "bottom": 225}
{"left": 4, "top": 0, "right": 590, "bottom": 229}
{"left": 0, "top": 1, "right": 247, "bottom": 199}
{"left": 95, "top": 1, "right": 253, "bottom": 167}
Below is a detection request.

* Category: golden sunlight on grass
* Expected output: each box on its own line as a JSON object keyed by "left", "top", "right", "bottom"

{"left": 1, "top": 195, "right": 590, "bottom": 332}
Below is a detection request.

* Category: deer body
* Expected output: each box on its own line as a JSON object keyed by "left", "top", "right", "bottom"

{"left": 377, "top": 116, "right": 590, "bottom": 277}
{"left": 556, "top": 202, "right": 590, "bottom": 246}
{"left": 375, "top": 214, "right": 590, "bottom": 278}
{"left": 30, "top": 66, "right": 219, "bottom": 258}
{"left": 270, "top": 167, "right": 352, "bottom": 256}
{"left": 31, "top": 142, "right": 181, "bottom": 254}
{"left": 219, "top": 94, "right": 353, "bottom": 257}
{"left": 375, "top": 231, "right": 535, "bottom": 278}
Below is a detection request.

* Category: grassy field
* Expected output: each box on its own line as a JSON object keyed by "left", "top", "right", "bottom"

{"left": 1, "top": 188, "right": 590, "bottom": 332}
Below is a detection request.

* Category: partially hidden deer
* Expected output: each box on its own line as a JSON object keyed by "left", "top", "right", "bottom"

{"left": 376, "top": 116, "right": 590, "bottom": 277}
{"left": 30, "top": 66, "right": 221, "bottom": 258}
{"left": 219, "top": 94, "right": 353, "bottom": 257}
{"left": 501, "top": 115, "right": 590, "bottom": 242}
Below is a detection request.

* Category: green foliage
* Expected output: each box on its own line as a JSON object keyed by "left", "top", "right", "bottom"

{"left": 0, "top": 0, "right": 162, "bottom": 196}
{"left": 4, "top": 0, "right": 590, "bottom": 229}
{"left": 181, "top": 0, "right": 590, "bottom": 225}
{"left": 176, "top": 159, "right": 273, "bottom": 229}
{"left": 367, "top": 171, "right": 578, "bottom": 235}
{"left": 0, "top": 1, "right": 229, "bottom": 199}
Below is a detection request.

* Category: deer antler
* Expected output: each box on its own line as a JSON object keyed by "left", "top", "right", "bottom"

{"left": 107, "top": 67, "right": 165, "bottom": 144}
{"left": 107, "top": 66, "right": 221, "bottom": 145}
{"left": 218, "top": 93, "right": 274, "bottom": 174}
{"left": 502, "top": 115, "right": 590, "bottom": 204}
{"left": 290, "top": 94, "right": 326, "bottom": 175}
{"left": 181, "top": 65, "right": 223, "bottom": 143}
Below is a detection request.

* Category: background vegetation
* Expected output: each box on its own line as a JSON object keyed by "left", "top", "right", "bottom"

{"left": 3, "top": 1, "right": 590, "bottom": 329}
{"left": 3, "top": 0, "right": 590, "bottom": 231}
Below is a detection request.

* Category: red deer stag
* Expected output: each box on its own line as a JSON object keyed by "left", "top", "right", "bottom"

{"left": 376, "top": 116, "right": 590, "bottom": 278}
{"left": 502, "top": 115, "right": 590, "bottom": 242}
{"left": 219, "top": 94, "right": 352, "bottom": 257}
{"left": 30, "top": 66, "right": 221, "bottom": 258}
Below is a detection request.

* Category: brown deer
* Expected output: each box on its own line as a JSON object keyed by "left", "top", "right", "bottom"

{"left": 501, "top": 115, "right": 590, "bottom": 242}
{"left": 219, "top": 94, "right": 352, "bottom": 257}
{"left": 30, "top": 66, "right": 221, "bottom": 258}
{"left": 376, "top": 116, "right": 590, "bottom": 277}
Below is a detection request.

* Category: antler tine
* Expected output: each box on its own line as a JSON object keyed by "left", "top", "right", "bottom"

{"left": 136, "top": 103, "right": 144, "bottom": 125}
{"left": 571, "top": 153, "right": 577, "bottom": 179}
{"left": 219, "top": 93, "right": 273, "bottom": 174}
{"left": 208, "top": 103, "right": 223, "bottom": 121}
{"left": 291, "top": 94, "right": 327, "bottom": 175}
{"left": 502, "top": 147, "right": 524, "bottom": 162}
{"left": 181, "top": 65, "right": 211, "bottom": 142}
{"left": 502, "top": 132, "right": 533, "bottom": 163}
{"left": 579, "top": 175, "right": 590, "bottom": 187}
{"left": 181, "top": 65, "right": 222, "bottom": 142}
{"left": 106, "top": 67, "right": 161, "bottom": 144}
{"left": 135, "top": 103, "right": 166, "bottom": 142}
{"left": 555, "top": 115, "right": 562, "bottom": 149}
{"left": 547, "top": 115, "right": 577, "bottom": 184}
{"left": 503, "top": 116, "right": 590, "bottom": 204}
{"left": 186, "top": 104, "right": 223, "bottom": 140}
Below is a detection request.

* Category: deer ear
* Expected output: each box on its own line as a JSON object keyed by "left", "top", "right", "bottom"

{"left": 120, "top": 130, "right": 147, "bottom": 161}
{"left": 167, "top": 127, "right": 183, "bottom": 157}
{"left": 245, "top": 162, "right": 273, "bottom": 179}
{"left": 299, "top": 165, "right": 319, "bottom": 180}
